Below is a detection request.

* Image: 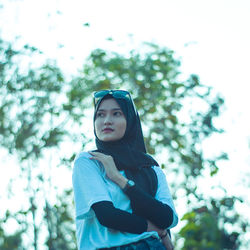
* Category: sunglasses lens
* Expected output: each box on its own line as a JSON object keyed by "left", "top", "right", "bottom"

{"left": 94, "top": 90, "right": 109, "bottom": 98}
{"left": 94, "top": 90, "right": 109, "bottom": 105}
{"left": 112, "top": 91, "right": 129, "bottom": 99}
{"left": 93, "top": 90, "right": 136, "bottom": 113}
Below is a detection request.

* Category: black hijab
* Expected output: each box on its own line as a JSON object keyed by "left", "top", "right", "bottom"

{"left": 94, "top": 94, "right": 159, "bottom": 197}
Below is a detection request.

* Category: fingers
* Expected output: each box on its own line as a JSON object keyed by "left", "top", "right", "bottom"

{"left": 89, "top": 151, "right": 112, "bottom": 159}
{"left": 88, "top": 151, "right": 120, "bottom": 182}
{"left": 88, "top": 151, "right": 99, "bottom": 156}
{"left": 88, "top": 151, "right": 102, "bottom": 159}
{"left": 88, "top": 152, "right": 113, "bottom": 165}
{"left": 88, "top": 151, "right": 106, "bottom": 157}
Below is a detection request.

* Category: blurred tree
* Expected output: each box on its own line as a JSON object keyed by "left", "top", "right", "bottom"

{"left": 1, "top": 36, "right": 248, "bottom": 249}
{"left": 0, "top": 212, "right": 24, "bottom": 250}
{"left": 67, "top": 43, "right": 247, "bottom": 249}
{"left": 69, "top": 43, "right": 224, "bottom": 194}
{"left": 0, "top": 38, "right": 80, "bottom": 249}
{"left": 178, "top": 194, "right": 246, "bottom": 250}
{"left": 44, "top": 189, "right": 76, "bottom": 250}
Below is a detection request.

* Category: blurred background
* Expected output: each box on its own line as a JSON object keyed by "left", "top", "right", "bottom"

{"left": 0, "top": 0, "right": 250, "bottom": 249}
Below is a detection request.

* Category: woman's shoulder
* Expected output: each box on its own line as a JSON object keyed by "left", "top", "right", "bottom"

{"left": 74, "top": 151, "right": 92, "bottom": 161}
{"left": 74, "top": 151, "right": 93, "bottom": 169}
{"left": 73, "top": 151, "right": 103, "bottom": 174}
{"left": 152, "top": 165, "right": 164, "bottom": 175}
{"left": 152, "top": 166, "right": 169, "bottom": 183}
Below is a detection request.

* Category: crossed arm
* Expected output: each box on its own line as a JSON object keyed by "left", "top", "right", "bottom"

{"left": 91, "top": 188, "right": 173, "bottom": 235}
{"left": 89, "top": 151, "right": 174, "bottom": 238}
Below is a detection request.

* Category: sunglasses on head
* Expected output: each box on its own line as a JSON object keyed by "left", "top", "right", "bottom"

{"left": 93, "top": 90, "right": 137, "bottom": 113}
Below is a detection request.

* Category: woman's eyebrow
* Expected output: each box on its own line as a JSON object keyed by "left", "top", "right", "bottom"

{"left": 97, "top": 108, "right": 121, "bottom": 112}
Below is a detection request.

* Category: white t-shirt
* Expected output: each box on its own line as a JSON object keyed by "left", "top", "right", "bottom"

{"left": 72, "top": 152, "right": 178, "bottom": 250}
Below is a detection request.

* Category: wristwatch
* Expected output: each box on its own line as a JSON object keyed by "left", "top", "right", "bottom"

{"left": 122, "top": 179, "right": 135, "bottom": 193}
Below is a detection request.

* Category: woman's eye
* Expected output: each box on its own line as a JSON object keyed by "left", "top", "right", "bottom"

{"left": 97, "top": 112, "right": 104, "bottom": 117}
{"left": 114, "top": 111, "right": 122, "bottom": 116}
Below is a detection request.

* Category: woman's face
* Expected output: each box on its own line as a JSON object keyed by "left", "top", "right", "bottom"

{"left": 95, "top": 98, "right": 127, "bottom": 142}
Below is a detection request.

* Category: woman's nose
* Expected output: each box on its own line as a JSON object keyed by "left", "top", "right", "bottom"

{"left": 104, "top": 115, "right": 113, "bottom": 124}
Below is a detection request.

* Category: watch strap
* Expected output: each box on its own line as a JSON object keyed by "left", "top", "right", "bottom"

{"left": 122, "top": 179, "right": 135, "bottom": 193}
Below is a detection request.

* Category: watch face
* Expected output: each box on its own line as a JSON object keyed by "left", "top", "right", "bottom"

{"left": 123, "top": 179, "right": 135, "bottom": 192}
{"left": 128, "top": 180, "right": 135, "bottom": 187}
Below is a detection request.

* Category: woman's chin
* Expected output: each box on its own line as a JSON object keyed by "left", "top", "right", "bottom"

{"left": 100, "top": 135, "right": 122, "bottom": 142}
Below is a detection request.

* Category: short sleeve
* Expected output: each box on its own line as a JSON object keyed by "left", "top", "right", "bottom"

{"left": 72, "top": 152, "right": 112, "bottom": 219}
{"left": 153, "top": 166, "right": 178, "bottom": 229}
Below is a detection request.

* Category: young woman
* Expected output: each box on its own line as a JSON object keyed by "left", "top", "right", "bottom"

{"left": 72, "top": 90, "right": 178, "bottom": 250}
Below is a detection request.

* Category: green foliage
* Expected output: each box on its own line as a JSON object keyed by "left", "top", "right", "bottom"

{"left": 69, "top": 42, "right": 246, "bottom": 248}
{"left": 73, "top": 43, "right": 226, "bottom": 189}
{"left": 0, "top": 211, "right": 24, "bottom": 250}
{"left": 0, "top": 39, "right": 67, "bottom": 160}
{"left": 0, "top": 230, "right": 23, "bottom": 250}
{"left": 179, "top": 195, "right": 243, "bottom": 250}
{"left": 0, "top": 37, "right": 247, "bottom": 249}
{"left": 44, "top": 189, "right": 77, "bottom": 250}
{"left": 0, "top": 38, "right": 79, "bottom": 249}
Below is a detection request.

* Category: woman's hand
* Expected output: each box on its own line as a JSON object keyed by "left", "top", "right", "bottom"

{"left": 147, "top": 220, "right": 174, "bottom": 249}
{"left": 147, "top": 220, "right": 165, "bottom": 237}
{"left": 161, "top": 233, "right": 174, "bottom": 250}
{"left": 89, "top": 151, "right": 128, "bottom": 187}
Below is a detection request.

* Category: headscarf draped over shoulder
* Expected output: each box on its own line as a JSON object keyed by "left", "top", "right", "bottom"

{"left": 94, "top": 93, "right": 159, "bottom": 196}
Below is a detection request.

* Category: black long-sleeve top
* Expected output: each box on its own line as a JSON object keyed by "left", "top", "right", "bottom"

{"left": 91, "top": 184, "right": 173, "bottom": 234}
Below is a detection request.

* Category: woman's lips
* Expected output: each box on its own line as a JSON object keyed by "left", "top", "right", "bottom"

{"left": 102, "top": 128, "right": 114, "bottom": 133}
